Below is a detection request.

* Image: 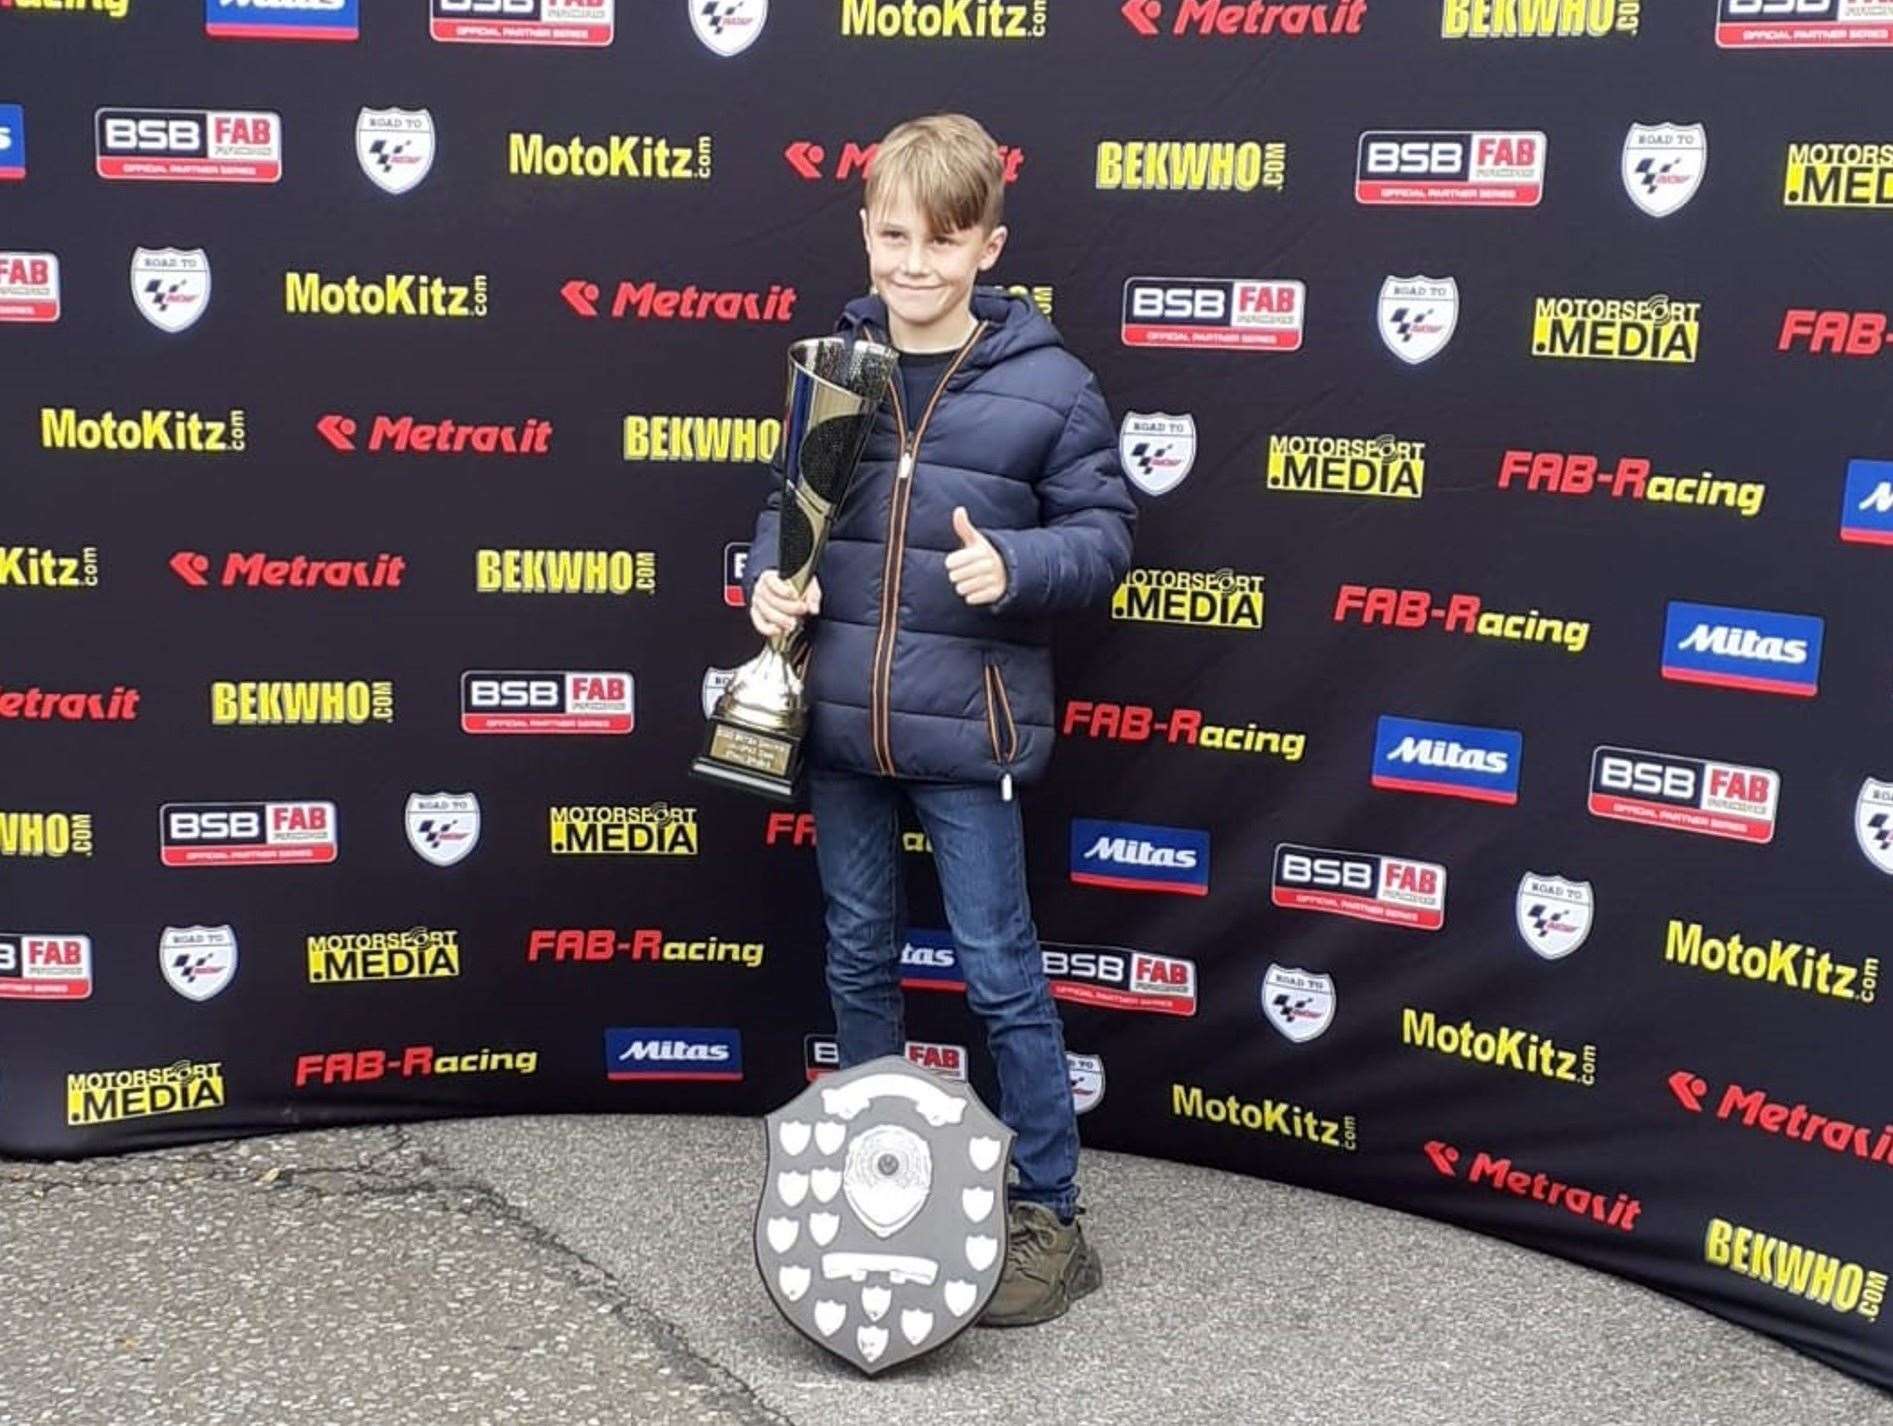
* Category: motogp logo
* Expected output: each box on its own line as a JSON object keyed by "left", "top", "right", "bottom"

{"left": 1118, "top": 412, "right": 1197, "bottom": 497}
{"left": 1514, "top": 874, "right": 1594, "bottom": 959}
{"left": 1378, "top": 275, "right": 1457, "bottom": 364}
{"left": 690, "top": 0, "right": 767, "bottom": 54}
{"left": 1621, "top": 123, "right": 1707, "bottom": 217}
{"left": 357, "top": 109, "right": 436, "bottom": 195}
{"left": 130, "top": 247, "right": 211, "bottom": 333}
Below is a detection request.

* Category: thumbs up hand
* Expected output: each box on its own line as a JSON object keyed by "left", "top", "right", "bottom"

{"left": 945, "top": 506, "right": 1007, "bottom": 607}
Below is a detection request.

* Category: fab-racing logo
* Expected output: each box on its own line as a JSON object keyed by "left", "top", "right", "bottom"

{"left": 1042, "top": 940, "right": 1199, "bottom": 1015}
{"left": 605, "top": 1028, "right": 741, "bottom": 1082}
{"left": 527, "top": 927, "right": 764, "bottom": 969}
{"left": 432, "top": 0, "right": 615, "bottom": 46}
{"left": 1784, "top": 141, "right": 1893, "bottom": 207}
{"left": 462, "top": 672, "right": 633, "bottom": 734}
{"left": 0, "top": 683, "right": 139, "bottom": 722}
{"left": 842, "top": 0, "right": 1046, "bottom": 39}
{"left": 762, "top": 811, "right": 934, "bottom": 855}
{"left": 1070, "top": 818, "right": 1211, "bottom": 896}
{"left": 1703, "top": 1219, "right": 1887, "bottom": 1323}
{"left": 475, "top": 548, "right": 657, "bottom": 595}
{"left": 294, "top": 1045, "right": 539, "bottom": 1088}
{"left": 1372, "top": 715, "right": 1522, "bottom": 805}
{"left": 1, "top": 545, "right": 99, "bottom": 589}
{"left": 549, "top": 803, "right": 699, "bottom": 856}
{"left": 560, "top": 278, "right": 796, "bottom": 324}
{"left": 1443, "top": 0, "right": 1640, "bottom": 37}
{"left": 806, "top": 1037, "right": 967, "bottom": 1082}
{"left": 1111, "top": 567, "right": 1265, "bottom": 629}
{"left": 0, "top": 810, "right": 93, "bottom": 859}
{"left": 160, "top": 800, "right": 337, "bottom": 866}
{"left": 1779, "top": 308, "right": 1893, "bottom": 357}
{"left": 41, "top": 406, "right": 245, "bottom": 453}
{"left": 1662, "top": 920, "right": 1877, "bottom": 1005}
{"left": 1669, "top": 1068, "right": 1893, "bottom": 1171}
{"left": 1096, "top": 139, "right": 1286, "bottom": 193}
{"left": 1589, "top": 746, "right": 1779, "bottom": 845}
{"left": 1060, "top": 699, "right": 1305, "bottom": 762}
{"left": 318, "top": 412, "right": 551, "bottom": 456}
{"left": 1335, "top": 584, "right": 1590, "bottom": 655}
{"left": 1531, "top": 294, "right": 1699, "bottom": 364}
{"left": 3, "top": 0, "right": 132, "bottom": 19}
{"left": 209, "top": 680, "right": 395, "bottom": 726}
{"left": 1499, "top": 449, "right": 1765, "bottom": 518}
{"left": 623, "top": 415, "right": 779, "bottom": 463}
{"left": 284, "top": 271, "right": 487, "bottom": 319}
{"left": 1660, "top": 601, "right": 1823, "bottom": 697}
{"left": 306, "top": 928, "right": 461, "bottom": 984}
{"left": 1272, "top": 842, "right": 1446, "bottom": 931}
{"left": 68, "top": 1061, "right": 224, "bottom": 1128}
{"left": 508, "top": 131, "right": 711, "bottom": 181}
{"left": 0, "top": 932, "right": 93, "bottom": 1000}
{"left": 1171, "top": 1083, "right": 1358, "bottom": 1151}
{"left": 1424, "top": 1141, "right": 1641, "bottom": 1232}
{"left": 1403, "top": 1008, "right": 1597, "bottom": 1086}
{"left": 785, "top": 139, "right": 1025, "bottom": 185}
{"left": 1356, "top": 130, "right": 1545, "bottom": 207}
{"left": 1122, "top": 0, "right": 1366, "bottom": 37}
{"left": 1717, "top": 0, "right": 1893, "bottom": 50}
{"left": 1268, "top": 434, "right": 1423, "bottom": 498}
{"left": 172, "top": 550, "right": 406, "bottom": 590}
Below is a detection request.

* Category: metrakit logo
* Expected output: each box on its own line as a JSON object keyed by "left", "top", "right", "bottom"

{"left": 172, "top": 550, "right": 405, "bottom": 589}
{"left": 318, "top": 412, "right": 551, "bottom": 456}
{"left": 0, "top": 683, "right": 139, "bottom": 722}
{"left": 1121, "top": 0, "right": 1366, "bottom": 38}
{"left": 561, "top": 277, "right": 795, "bottom": 323}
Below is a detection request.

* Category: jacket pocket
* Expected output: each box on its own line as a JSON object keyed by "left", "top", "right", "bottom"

{"left": 981, "top": 659, "right": 1019, "bottom": 766}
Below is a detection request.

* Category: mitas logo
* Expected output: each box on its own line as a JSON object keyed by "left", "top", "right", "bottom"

{"left": 1532, "top": 294, "right": 1700, "bottom": 364}
{"left": 431, "top": 0, "right": 615, "bottom": 45}
{"left": 318, "top": 412, "right": 551, "bottom": 456}
{"left": 1841, "top": 458, "right": 1893, "bottom": 544}
{"left": 785, "top": 139, "right": 1023, "bottom": 183}
{"left": 171, "top": 549, "right": 406, "bottom": 590}
{"left": 0, "top": 252, "right": 59, "bottom": 323}
{"left": 1356, "top": 130, "right": 1544, "bottom": 207}
{"left": 1096, "top": 139, "right": 1285, "bottom": 193}
{"left": 1122, "top": 276, "right": 1304, "bottom": 351}
{"left": 0, "top": 104, "right": 25, "bottom": 181}
{"left": 510, "top": 131, "right": 711, "bottom": 181}
{"left": 1443, "top": 0, "right": 1640, "bottom": 37}
{"left": 605, "top": 1027, "right": 741, "bottom": 1081}
{"left": 1372, "top": 714, "right": 1522, "bottom": 805}
{"left": 1070, "top": 818, "right": 1209, "bottom": 896}
{"left": 205, "top": 0, "right": 357, "bottom": 41}
{"left": 1272, "top": 842, "right": 1446, "bottom": 931}
{"left": 842, "top": 0, "right": 1046, "bottom": 39}
{"left": 1717, "top": 0, "right": 1893, "bottom": 49}
{"left": 1661, "top": 601, "right": 1823, "bottom": 697}
{"left": 0, "top": 932, "right": 93, "bottom": 1000}
{"left": 1498, "top": 448, "right": 1765, "bottom": 519}
{"left": 1268, "top": 434, "right": 1424, "bottom": 499}
{"left": 461, "top": 671, "right": 633, "bottom": 734}
{"left": 160, "top": 800, "right": 338, "bottom": 866}
{"left": 97, "top": 108, "right": 282, "bottom": 183}
{"left": 1120, "top": 0, "right": 1367, "bottom": 37}
{"left": 1589, "top": 745, "right": 1779, "bottom": 844}
{"left": 561, "top": 277, "right": 796, "bottom": 323}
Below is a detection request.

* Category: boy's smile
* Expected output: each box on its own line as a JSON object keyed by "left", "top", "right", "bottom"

{"left": 861, "top": 183, "right": 1007, "bottom": 352}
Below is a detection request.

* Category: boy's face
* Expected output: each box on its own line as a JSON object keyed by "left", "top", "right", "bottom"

{"left": 860, "top": 184, "right": 1007, "bottom": 343}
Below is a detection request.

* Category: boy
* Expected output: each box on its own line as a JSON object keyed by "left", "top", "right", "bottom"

{"left": 744, "top": 114, "right": 1135, "bottom": 1328}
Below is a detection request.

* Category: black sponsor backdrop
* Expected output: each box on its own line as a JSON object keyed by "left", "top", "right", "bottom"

{"left": 3, "top": 0, "right": 1891, "bottom": 1391}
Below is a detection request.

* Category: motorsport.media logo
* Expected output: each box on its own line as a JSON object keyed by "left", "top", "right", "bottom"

{"left": 1531, "top": 293, "right": 1699, "bottom": 363}
{"left": 0, "top": 810, "right": 93, "bottom": 858}
{"left": 96, "top": 108, "right": 282, "bottom": 183}
{"left": 159, "top": 800, "right": 337, "bottom": 866}
{"left": 1271, "top": 842, "right": 1446, "bottom": 930}
{"left": 1660, "top": 601, "right": 1824, "bottom": 697}
{"left": 432, "top": 0, "right": 615, "bottom": 45}
{"left": 842, "top": 0, "right": 1046, "bottom": 38}
{"left": 1498, "top": 448, "right": 1765, "bottom": 518}
{"left": 624, "top": 415, "right": 778, "bottom": 462}
{"left": 896, "top": 929, "right": 1199, "bottom": 1015}
{"left": 1443, "top": 0, "right": 1640, "bottom": 37}
{"left": 1268, "top": 434, "right": 1424, "bottom": 498}
{"left": 206, "top": 0, "right": 357, "bottom": 40}
{"left": 209, "top": 680, "right": 395, "bottom": 726}
{"left": 2, "top": 0, "right": 132, "bottom": 19}
{"left": 549, "top": 803, "right": 698, "bottom": 856}
{"left": 1122, "top": 277, "right": 1304, "bottom": 350}
{"left": 0, "top": 103, "right": 24, "bottom": 181}
{"left": 805, "top": 1036, "right": 965, "bottom": 1081}
{"left": 1588, "top": 745, "right": 1779, "bottom": 844}
{"left": 1372, "top": 715, "right": 1523, "bottom": 805}
{"left": 562, "top": 277, "right": 796, "bottom": 323}
{"left": 0, "top": 931, "right": 93, "bottom": 1000}
{"left": 1403, "top": 1007, "right": 1597, "bottom": 1086}
{"left": 527, "top": 926, "right": 763, "bottom": 968}
{"left": 1060, "top": 698, "right": 1306, "bottom": 761}
{"left": 1668, "top": 1068, "right": 1893, "bottom": 1170}
{"left": 294, "top": 1044, "right": 538, "bottom": 1087}
{"left": 1788, "top": 142, "right": 1893, "bottom": 207}
{"left": 1424, "top": 1140, "right": 1641, "bottom": 1231}
{"left": 1096, "top": 139, "right": 1286, "bottom": 192}
{"left": 1, "top": 544, "right": 99, "bottom": 589}
{"left": 67, "top": 1061, "right": 225, "bottom": 1128}
{"left": 476, "top": 548, "right": 656, "bottom": 595}
{"left": 0, "top": 251, "right": 58, "bottom": 323}
{"left": 1069, "top": 818, "right": 1209, "bottom": 895}
{"left": 462, "top": 672, "right": 633, "bottom": 734}
{"left": 1780, "top": 307, "right": 1893, "bottom": 356}
{"left": 1120, "top": 0, "right": 1367, "bottom": 37}
{"left": 1662, "top": 918, "right": 1877, "bottom": 1005}
{"left": 509, "top": 130, "right": 710, "bottom": 181}
{"left": 0, "top": 683, "right": 138, "bottom": 723}
{"left": 1110, "top": 566, "right": 1264, "bottom": 628}
{"left": 786, "top": 139, "right": 1023, "bottom": 184}
{"left": 1841, "top": 459, "right": 1893, "bottom": 544}
{"left": 306, "top": 927, "right": 462, "bottom": 983}
{"left": 605, "top": 1028, "right": 741, "bottom": 1082}
{"left": 1717, "top": 0, "right": 1893, "bottom": 48}
{"left": 318, "top": 412, "right": 552, "bottom": 456}
{"left": 172, "top": 550, "right": 405, "bottom": 590}
{"left": 1335, "top": 583, "right": 1590, "bottom": 654}
{"left": 285, "top": 270, "right": 487, "bottom": 319}
{"left": 1356, "top": 130, "right": 1544, "bottom": 206}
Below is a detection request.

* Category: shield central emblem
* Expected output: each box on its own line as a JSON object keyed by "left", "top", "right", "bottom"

{"left": 131, "top": 247, "right": 211, "bottom": 334}
{"left": 160, "top": 925, "right": 238, "bottom": 1001}
{"left": 357, "top": 108, "right": 436, "bottom": 195}
{"left": 1118, "top": 412, "right": 1198, "bottom": 497}
{"left": 1514, "top": 873, "right": 1595, "bottom": 959}
{"left": 406, "top": 791, "right": 481, "bottom": 867}
{"left": 1378, "top": 275, "right": 1457, "bottom": 364}
{"left": 759, "top": 1054, "right": 1013, "bottom": 1374}
{"left": 1856, "top": 779, "right": 1893, "bottom": 877}
{"left": 1262, "top": 964, "right": 1335, "bottom": 1042}
{"left": 1622, "top": 123, "right": 1706, "bottom": 218}
{"left": 690, "top": 0, "right": 767, "bottom": 55}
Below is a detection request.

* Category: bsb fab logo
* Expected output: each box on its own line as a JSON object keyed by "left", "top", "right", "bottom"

{"left": 1443, "top": 0, "right": 1641, "bottom": 36}
{"left": 0, "top": 252, "right": 59, "bottom": 323}
{"left": 1122, "top": 277, "right": 1305, "bottom": 351}
{"left": 97, "top": 109, "right": 283, "bottom": 183}
{"left": 1372, "top": 715, "right": 1522, "bottom": 805}
{"left": 431, "top": 0, "right": 616, "bottom": 46}
{"left": 1356, "top": 131, "right": 1544, "bottom": 207}
{"left": 1589, "top": 746, "right": 1780, "bottom": 844}
{"left": 1532, "top": 294, "right": 1700, "bottom": 364}
{"left": 0, "top": 932, "right": 93, "bottom": 1000}
{"left": 1071, "top": 818, "right": 1210, "bottom": 896}
{"left": 1841, "top": 459, "right": 1893, "bottom": 544}
{"left": 206, "top": 0, "right": 359, "bottom": 41}
{"left": 1272, "top": 842, "right": 1446, "bottom": 931}
{"left": 1120, "top": 0, "right": 1368, "bottom": 37}
{"left": 160, "top": 800, "right": 338, "bottom": 866}
{"left": 1660, "top": 601, "right": 1824, "bottom": 697}
{"left": 461, "top": 671, "right": 633, "bottom": 734}
{"left": 1717, "top": 0, "right": 1893, "bottom": 48}
{"left": 0, "top": 104, "right": 23, "bottom": 181}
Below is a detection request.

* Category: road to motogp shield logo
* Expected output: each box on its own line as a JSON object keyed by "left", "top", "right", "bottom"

{"left": 1514, "top": 874, "right": 1594, "bottom": 959}
{"left": 406, "top": 791, "right": 481, "bottom": 866}
{"left": 1857, "top": 778, "right": 1893, "bottom": 875}
{"left": 357, "top": 109, "right": 436, "bottom": 195}
{"left": 1378, "top": 276, "right": 1457, "bottom": 364}
{"left": 691, "top": 0, "right": 767, "bottom": 54}
{"left": 1622, "top": 123, "right": 1706, "bottom": 218}
{"left": 130, "top": 248, "right": 210, "bottom": 333}
{"left": 1118, "top": 412, "right": 1197, "bottom": 497}
{"left": 1261, "top": 964, "right": 1334, "bottom": 1043}
{"left": 1067, "top": 1052, "right": 1104, "bottom": 1113}
{"left": 160, "top": 925, "right": 238, "bottom": 1002}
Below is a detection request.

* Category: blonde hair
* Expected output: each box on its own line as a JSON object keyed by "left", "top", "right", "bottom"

{"left": 863, "top": 113, "right": 1005, "bottom": 237}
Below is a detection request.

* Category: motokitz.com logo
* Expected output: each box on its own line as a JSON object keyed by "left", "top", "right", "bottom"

{"left": 285, "top": 270, "right": 487, "bottom": 319}
{"left": 842, "top": 0, "right": 1046, "bottom": 39}
{"left": 1, "top": 545, "right": 99, "bottom": 590}
{"left": 509, "top": 130, "right": 710, "bottom": 182}
{"left": 1121, "top": 0, "right": 1366, "bottom": 38}
{"left": 42, "top": 405, "right": 244, "bottom": 453}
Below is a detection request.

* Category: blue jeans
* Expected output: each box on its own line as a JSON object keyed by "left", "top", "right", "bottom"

{"left": 808, "top": 766, "right": 1080, "bottom": 1220}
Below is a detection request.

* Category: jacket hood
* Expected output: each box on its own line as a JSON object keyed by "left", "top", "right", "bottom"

{"left": 838, "top": 286, "right": 1064, "bottom": 374}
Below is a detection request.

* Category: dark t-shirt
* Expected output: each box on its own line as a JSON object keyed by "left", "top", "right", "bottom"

{"left": 894, "top": 346, "right": 957, "bottom": 429}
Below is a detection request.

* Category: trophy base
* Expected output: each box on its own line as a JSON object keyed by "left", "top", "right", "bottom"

{"left": 690, "top": 717, "right": 804, "bottom": 802}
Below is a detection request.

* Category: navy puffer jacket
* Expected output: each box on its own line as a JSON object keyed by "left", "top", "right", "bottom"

{"left": 743, "top": 286, "right": 1136, "bottom": 786}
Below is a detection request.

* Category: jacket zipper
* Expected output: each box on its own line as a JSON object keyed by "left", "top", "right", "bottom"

{"left": 983, "top": 661, "right": 1019, "bottom": 766}
{"left": 864, "top": 318, "right": 987, "bottom": 777}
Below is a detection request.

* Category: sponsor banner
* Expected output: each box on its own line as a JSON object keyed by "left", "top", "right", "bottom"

{"left": 1717, "top": 0, "right": 1893, "bottom": 48}
{"left": 784, "top": 139, "right": 1024, "bottom": 184}
{"left": 1588, "top": 746, "right": 1780, "bottom": 844}
{"left": 1424, "top": 1140, "right": 1642, "bottom": 1230}
{"left": 1122, "top": 277, "right": 1304, "bottom": 351}
{"left": 67, "top": 1061, "right": 226, "bottom": 1126}
{"left": 206, "top": 0, "right": 358, "bottom": 40}
{"left": 1356, "top": 130, "right": 1544, "bottom": 206}
{"left": 605, "top": 1027, "right": 742, "bottom": 1081}
{"left": 356, "top": 109, "right": 435, "bottom": 195}
{"left": 210, "top": 680, "right": 395, "bottom": 726}
{"left": 96, "top": 108, "right": 283, "bottom": 182}
{"left": 1268, "top": 434, "right": 1423, "bottom": 498}
{"left": 1498, "top": 448, "right": 1765, "bottom": 518}
{"left": 1272, "top": 843, "right": 1446, "bottom": 930}
{"left": 160, "top": 801, "right": 337, "bottom": 867}
{"left": 1171, "top": 1082, "right": 1358, "bottom": 1151}
{"left": 0, "top": 251, "right": 58, "bottom": 322}
{"left": 407, "top": 793, "right": 481, "bottom": 866}
{"left": 131, "top": 248, "right": 211, "bottom": 334}
{"left": 1531, "top": 294, "right": 1699, "bottom": 364}
{"left": 461, "top": 671, "right": 634, "bottom": 733}
{"left": 1660, "top": 601, "right": 1824, "bottom": 697}
{"left": 1070, "top": 818, "right": 1210, "bottom": 895}
{"left": 1110, "top": 567, "right": 1264, "bottom": 629}
{"left": 0, "top": 932, "right": 93, "bottom": 1000}
{"left": 431, "top": 0, "right": 614, "bottom": 45}
{"left": 1841, "top": 459, "right": 1893, "bottom": 544}
{"left": 1372, "top": 715, "right": 1523, "bottom": 805}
